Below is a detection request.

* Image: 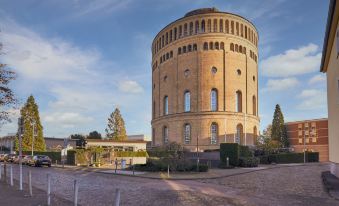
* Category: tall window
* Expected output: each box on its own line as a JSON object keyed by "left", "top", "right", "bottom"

{"left": 201, "top": 20, "right": 205, "bottom": 32}
{"left": 219, "top": 19, "right": 223, "bottom": 32}
{"left": 213, "top": 19, "right": 217, "bottom": 32}
{"left": 236, "top": 91, "right": 242, "bottom": 112}
{"left": 163, "top": 96, "right": 168, "bottom": 115}
{"left": 236, "top": 124, "right": 243, "bottom": 145}
{"left": 253, "top": 95, "right": 257, "bottom": 116}
{"left": 184, "top": 124, "right": 191, "bottom": 144}
{"left": 211, "top": 89, "right": 218, "bottom": 111}
{"left": 203, "top": 42, "right": 208, "bottom": 50}
{"left": 195, "top": 20, "right": 199, "bottom": 33}
{"left": 163, "top": 126, "right": 168, "bottom": 144}
{"left": 207, "top": 19, "right": 211, "bottom": 32}
{"left": 225, "top": 20, "right": 229, "bottom": 33}
{"left": 189, "top": 22, "right": 193, "bottom": 35}
{"left": 184, "top": 91, "right": 191, "bottom": 112}
{"left": 211, "top": 123, "right": 218, "bottom": 144}
{"left": 230, "top": 43, "right": 234, "bottom": 51}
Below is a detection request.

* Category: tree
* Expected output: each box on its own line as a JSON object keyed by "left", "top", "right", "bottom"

{"left": 88, "top": 131, "right": 102, "bottom": 139}
{"left": 105, "top": 108, "right": 127, "bottom": 141}
{"left": 271, "top": 104, "right": 289, "bottom": 147}
{"left": 70, "top": 134, "right": 86, "bottom": 148}
{"left": 262, "top": 124, "right": 272, "bottom": 138}
{"left": 16, "top": 95, "right": 46, "bottom": 151}
{"left": 0, "top": 40, "right": 17, "bottom": 126}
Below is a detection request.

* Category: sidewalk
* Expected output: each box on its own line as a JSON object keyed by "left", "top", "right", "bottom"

{"left": 0, "top": 180, "right": 72, "bottom": 206}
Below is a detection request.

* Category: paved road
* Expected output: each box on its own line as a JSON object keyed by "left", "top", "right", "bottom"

{"left": 4, "top": 163, "right": 339, "bottom": 206}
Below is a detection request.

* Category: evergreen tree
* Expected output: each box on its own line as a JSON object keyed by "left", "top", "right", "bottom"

{"left": 105, "top": 108, "right": 127, "bottom": 141}
{"left": 16, "top": 95, "right": 46, "bottom": 151}
{"left": 88, "top": 131, "right": 102, "bottom": 139}
{"left": 70, "top": 134, "right": 86, "bottom": 148}
{"left": 271, "top": 104, "right": 289, "bottom": 147}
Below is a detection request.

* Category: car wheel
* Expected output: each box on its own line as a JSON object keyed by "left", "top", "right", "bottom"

{"left": 48, "top": 164, "right": 51, "bottom": 167}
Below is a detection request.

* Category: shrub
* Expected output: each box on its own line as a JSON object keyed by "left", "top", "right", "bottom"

{"left": 239, "top": 145, "right": 253, "bottom": 157}
{"left": 220, "top": 143, "right": 239, "bottom": 166}
{"left": 258, "top": 152, "right": 319, "bottom": 164}
{"left": 191, "top": 164, "right": 209, "bottom": 172}
{"left": 114, "top": 151, "right": 149, "bottom": 157}
{"left": 239, "top": 157, "right": 259, "bottom": 167}
{"left": 218, "top": 163, "right": 235, "bottom": 169}
{"left": 67, "top": 150, "right": 76, "bottom": 165}
{"left": 307, "top": 152, "right": 319, "bottom": 162}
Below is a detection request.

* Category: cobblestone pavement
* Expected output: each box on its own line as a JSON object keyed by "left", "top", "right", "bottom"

{"left": 4, "top": 163, "right": 339, "bottom": 206}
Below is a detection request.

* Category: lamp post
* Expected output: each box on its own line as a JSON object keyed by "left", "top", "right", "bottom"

{"left": 303, "top": 126, "right": 306, "bottom": 163}
{"left": 31, "top": 121, "right": 36, "bottom": 156}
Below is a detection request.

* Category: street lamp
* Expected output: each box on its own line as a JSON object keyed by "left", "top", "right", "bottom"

{"left": 31, "top": 121, "right": 36, "bottom": 156}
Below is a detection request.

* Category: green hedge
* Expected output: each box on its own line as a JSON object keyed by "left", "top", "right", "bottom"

{"left": 67, "top": 150, "right": 76, "bottom": 165}
{"left": 239, "top": 157, "right": 259, "bottom": 167}
{"left": 220, "top": 143, "right": 239, "bottom": 166}
{"left": 239, "top": 145, "right": 253, "bottom": 157}
{"left": 114, "top": 151, "right": 149, "bottom": 157}
{"left": 259, "top": 152, "right": 319, "bottom": 164}
{"left": 22, "top": 151, "right": 61, "bottom": 162}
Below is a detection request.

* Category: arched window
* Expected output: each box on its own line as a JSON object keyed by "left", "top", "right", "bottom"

{"left": 184, "top": 91, "right": 191, "bottom": 112}
{"left": 178, "top": 47, "right": 182, "bottom": 55}
{"left": 225, "top": 20, "right": 229, "bottom": 33}
{"left": 163, "top": 96, "right": 168, "bottom": 115}
{"left": 160, "top": 56, "right": 163, "bottom": 63}
{"left": 209, "top": 42, "right": 214, "bottom": 50}
{"left": 203, "top": 42, "right": 208, "bottom": 50}
{"left": 240, "top": 24, "right": 243, "bottom": 37}
{"left": 201, "top": 20, "right": 205, "bottom": 32}
{"left": 243, "top": 47, "right": 246, "bottom": 54}
{"left": 162, "top": 35, "right": 164, "bottom": 47}
{"left": 193, "top": 44, "right": 197, "bottom": 51}
{"left": 174, "top": 28, "right": 177, "bottom": 40}
{"left": 179, "top": 25, "right": 182, "bottom": 38}
{"left": 219, "top": 19, "right": 223, "bottom": 32}
{"left": 253, "top": 126, "right": 257, "bottom": 143}
{"left": 211, "top": 123, "right": 218, "bottom": 144}
{"left": 169, "top": 30, "right": 172, "bottom": 42}
{"left": 230, "top": 43, "right": 234, "bottom": 51}
{"left": 189, "top": 22, "right": 193, "bottom": 35}
{"left": 211, "top": 89, "right": 218, "bottom": 111}
{"left": 166, "top": 32, "right": 168, "bottom": 44}
{"left": 245, "top": 26, "right": 248, "bottom": 38}
{"left": 213, "top": 19, "right": 217, "bottom": 32}
{"left": 235, "top": 44, "right": 238, "bottom": 52}
{"left": 236, "top": 124, "right": 244, "bottom": 145}
{"left": 170, "top": 51, "right": 173, "bottom": 58}
{"left": 183, "top": 46, "right": 187, "bottom": 53}
{"left": 215, "top": 42, "right": 219, "bottom": 50}
{"left": 166, "top": 53, "right": 169, "bottom": 60}
{"left": 195, "top": 21, "right": 199, "bottom": 34}
{"left": 253, "top": 95, "right": 257, "bottom": 116}
{"left": 236, "top": 22, "right": 239, "bottom": 36}
{"left": 188, "top": 45, "right": 192, "bottom": 52}
{"left": 231, "top": 21, "right": 234, "bottom": 34}
{"left": 163, "top": 126, "right": 168, "bottom": 144}
{"left": 184, "top": 124, "right": 191, "bottom": 144}
{"left": 220, "top": 42, "right": 225, "bottom": 50}
{"left": 236, "top": 91, "right": 242, "bottom": 112}
{"left": 239, "top": 45, "right": 242, "bottom": 53}
{"left": 207, "top": 19, "right": 211, "bottom": 32}
{"left": 184, "top": 23, "right": 187, "bottom": 36}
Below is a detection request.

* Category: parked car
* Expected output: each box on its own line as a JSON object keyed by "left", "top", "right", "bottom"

{"left": 23, "top": 155, "right": 32, "bottom": 165}
{"left": 5, "top": 154, "right": 16, "bottom": 163}
{"left": 13, "top": 155, "right": 27, "bottom": 164}
{"left": 31, "top": 155, "right": 51, "bottom": 167}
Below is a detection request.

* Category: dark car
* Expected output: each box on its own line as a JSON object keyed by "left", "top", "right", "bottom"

{"left": 31, "top": 155, "right": 51, "bottom": 167}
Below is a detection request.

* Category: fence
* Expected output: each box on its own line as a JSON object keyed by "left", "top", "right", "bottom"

{"left": 0, "top": 162, "right": 121, "bottom": 206}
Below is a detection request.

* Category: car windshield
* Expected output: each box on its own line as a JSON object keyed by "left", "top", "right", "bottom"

{"left": 37, "top": 155, "right": 48, "bottom": 159}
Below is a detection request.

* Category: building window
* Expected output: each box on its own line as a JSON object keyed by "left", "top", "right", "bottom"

{"left": 237, "top": 69, "right": 241, "bottom": 76}
{"left": 213, "top": 19, "right": 217, "bottom": 32}
{"left": 207, "top": 19, "right": 211, "bottom": 32}
{"left": 225, "top": 20, "right": 229, "bottom": 33}
{"left": 193, "top": 44, "right": 197, "bottom": 51}
{"left": 174, "top": 28, "right": 177, "bottom": 40}
{"left": 164, "top": 75, "right": 168, "bottom": 82}
{"left": 211, "top": 89, "right": 218, "bottom": 111}
{"left": 184, "top": 91, "right": 191, "bottom": 112}
{"left": 178, "top": 47, "right": 182, "bottom": 55}
{"left": 211, "top": 67, "right": 217, "bottom": 75}
{"left": 253, "top": 95, "right": 256, "bottom": 116}
{"left": 189, "top": 22, "right": 193, "bottom": 35}
{"left": 163, "top": 126, "right": 168, "bottom": 144}
{"left": 230, "top": 43, "right": 234, "bottom": 51}
{"left": 253, "top": 76, "right": 255, "bottom": 81}
{"left": 220, "top": 42, "right": 224, "bottom": 50}
{"left": 183, "top": 46, "right": 187, "bottom": 53}
{"left": 201, "top": 20, "right": 205, "bottom": 32}
{"left": 209, "top": 42, "right": 214, "bottom": 50}
{"left": 163, "top": 96, "right": 168, "bottom": 115}
{"left": 215, "top": 42, "right": 219, "bottom": 50}
{"left": 195, "top": 21, "right": 199, "bottom": 33}
{"left": 211, "top": 123, "right": 218, "bottom": 144}
{"left": 184, "top": 69, "right": 190, "bottom": 77}
{"left": 203, "top": 42, "right": 208, "bottom": 50}
{"left": 236, "top": 90, "right": 242, "bottom": 112}
{"left": 184, "top": 124, "right": 191, "bottom": 144}
{"left": 236, "top": 124, "right": 243, "bottom": 145}
{"left": 184, "top": 23, "right": 187, "bottom": 36}
{"left": 299, "top": 138, "right": 302, "bottom": 144}
{"left": 188, "top": 45, "right": 192, "bottom": 52}
{"left": 219, "top": 19, "right": 223, "bottom": 32}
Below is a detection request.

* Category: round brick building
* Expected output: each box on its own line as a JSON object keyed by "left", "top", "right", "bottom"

{"left": 151, "top": 8, "right": 259, "bottom": 151}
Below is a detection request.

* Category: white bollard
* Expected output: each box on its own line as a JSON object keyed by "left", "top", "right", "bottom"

{"left": 10, "top": 165, "right": 13, "bottom": 186}
{"left": 74, "top": 179, "right": 78, "bottom": 206}
{"left": 0, "top": 164, "right": 2, "bottom": 180}
{"left": 47, "top": 174, "right": 51, "bottom": 206}
{"left": 226, "top": 157, "right": 229, "bottom": 167}
{"left": 29, "top": 170, "right": 32, "bottom": 196}
{"left": 167, "top": 165, "right": 170, "bottom": 178}
{"left": 114, "top": 188, "right": 120, "bottom": 206}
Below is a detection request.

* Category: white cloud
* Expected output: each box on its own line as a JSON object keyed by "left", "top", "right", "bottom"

{"left": 118, "top": 80, "right": 144, "bottom": 94}
{"left": 297, "top": 89, "right": 327, "bottom": 110}
{"left": 72, "top": 0, "right": 133, "bottom": 17}
{"left": 308, "top": 74, "right": 326, "bottom": 85}
{"left": 261, "top": 43, "right": 322, "bottom": 77}
{"left": 261, "top": 77, "right": 299, "bottom": 92}
{"left": 43, "top": 112, "right": 93, "bottom": 128}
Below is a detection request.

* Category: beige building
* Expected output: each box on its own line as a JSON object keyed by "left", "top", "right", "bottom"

{"left": 321, "top": 0, "right": 339, "bottom": 177}
{"left": 151, "top": 8, "right": 260, "bottom": 151}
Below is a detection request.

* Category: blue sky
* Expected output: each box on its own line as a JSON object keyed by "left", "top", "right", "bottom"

{"left": 0, "top": 0, "right": 329, "bottom": 138}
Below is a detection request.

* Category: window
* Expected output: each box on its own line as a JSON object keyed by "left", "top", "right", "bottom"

{"left": 203, "top": 42, "right": 208, "bottom": 50}
{"left": 219, "top": 19, "right": 223, "bottom": 32}
{"left": 169, "top": 30, "right": 172, "bottom": 42}
{"left": 163, "top": 126, "right": 168, "bottom": 144}
{"left": 209, "top": 42, "right": 214, "bottom": 50}
{"left": 207, "top": 19, "right": 211, "bottom": 32}
{"left": 184, "top": 124, "right": 191, "bottom": 144}
{"left": 179, "top": 25, "right": 182, "bottom": 38}
{"left": 184, "top": 91, "right": 191, "bottom": 112}
{"left": 211, "top": 89, "right": 218, "bottom": 111}
{"left": 164, "top": 75, "right": 167, "bottom": 82}
{"left": 170, "top": 51, "right": 173, "bottom": 58}
{"left": 178, "top": 47, "right": 182, "bottom": 55}
{"left": 201, "top": 20, "right": 205, "bottom": 32}
{"left": 253, "top": 95, "right": 256, "bottom": 116}
{"left": 213, "top": 19, "right": 217, "bottom": 32}
{"left": 236, "top": 91, "right": 242, "bottom": 112}
{"left": 195, "top": 21, "right": 199, "bottom": 34}
{"left": 211, "top": 67, "right": 217, "bottom": 75}
{"left": 230, "top": 43, "right": 234, "bottom": 51}
{"left": 163, "top": 96, "right": 168, "bottom": 115}
{"left": 253, "top": 76, "right": 255, "bottom": 81}
{"left": 236, "top": 124, "right": 243, "bottom": 145}
{"left": 299, "top": 138, "right": 303, "bottom": 144}
{"left": 183, "top": 46, "right": 187, "bottom": 53}
{"left": 225, "top": 20, "right": 229, "bottom": 33}
{"left": 312, "top": 137, "right": 317, "bottom": 143}
{"left": 184, "top": 69, "right": 190, "bottom": 77}
{"left": 193, "top": 44, "right": 197, "bottom": 51}
{"left": 245, "top": 26, "right": 247, "bottom": 38}
{"left": 174, "top": 28, "right": 177, "bottom": 40}
{"left": 215, "top": 42, "right": 219, "bottom": 50}
{"left": 166, "top": 53, "right": 169, "bottom": 60}
{"left": 237, "top": 69, "right": 241, "bottom": 76}
{"left": 220, "top": 42, "right": 224, "bottom": 50}
{"left": 211, "top": 123, "right": 218, "bottom": 144}
{"left": 235, "top": 44, "right": 238, "bottom": 52}
{"left": 189, "top": 22, "right": 193, "bottom": 35}
{"left": 239, "top": 45, "right": 242, "bottom": 53}
{"left": 188, "top": 45, "right": 192, "bottom": 52}
{"left": 236, "top": 22, "right": 239, "bottom": 35}
{"left": 184, "top": 23, "right": 187, "bottom": 36}
{"left": 166, "top": 32, "right": 168, "bottom": 45}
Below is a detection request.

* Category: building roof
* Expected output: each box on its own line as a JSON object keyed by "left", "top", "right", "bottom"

{"left": 86, "top": 139, "right": 148, "bottom": 143}
{"left": 285, "top": 118, "right": 328, "bottom": 125}
{"left": 320, "top": 0, "right": 338, "bottom": 72}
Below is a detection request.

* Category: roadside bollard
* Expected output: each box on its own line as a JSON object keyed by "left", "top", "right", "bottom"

{"left": 29, "top": 170, "right": 32, "bottom": 196}
{"left": 114, "top": 188, "right": 120, "bottom": 206}
{"left": 167, "top": 165, "right": 170, "bottom": 178}
{"left": 74, "top": 179, "right": 79, "bottom": 206}
{"left": 56, "top": 160, "right": 58, "bottom": 165}
{"left": 0, "top": 164, "right": 2, "bottom": 180}
{"left": 10, "top": 164, "right": 13, "bottom": 186}
{"left": 226, "top": 157, "right": 229, "bottom": 167}
{"left": 4, "top": 163, "right": 6, "bottom": 182}
{"left": 47, "top": 174, "right": 51, "bottom": 206}
{"left": 132, "top": 164, "right": 135, "bottom": 176}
